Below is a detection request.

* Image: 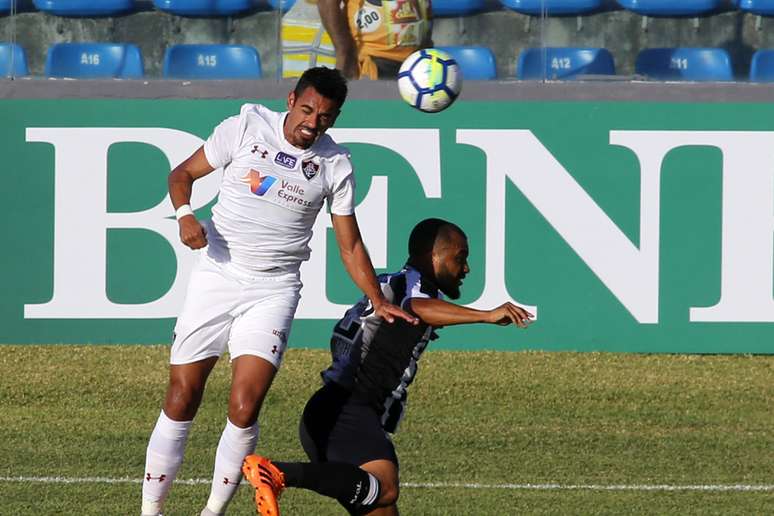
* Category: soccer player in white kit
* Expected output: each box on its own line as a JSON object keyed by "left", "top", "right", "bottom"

{"left": 140, "top": 67, "right": 418, "bottom": 516}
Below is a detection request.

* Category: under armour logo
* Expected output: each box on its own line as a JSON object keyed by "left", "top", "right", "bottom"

{"left": 271, "top": 345, "right": 278, "bottom": 354}
{"left": 223, "top": 477, "right": 238, "bottom": 485}
{"left": 251, "top": 145, "right": 268, "bottom": 158}
{"left": 146, "top": 473, "right": 167, "bottom": 483}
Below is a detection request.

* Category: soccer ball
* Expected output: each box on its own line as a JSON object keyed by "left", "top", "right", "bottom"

{"left": 397, "top": 48, "right": 462, "bottom": 113}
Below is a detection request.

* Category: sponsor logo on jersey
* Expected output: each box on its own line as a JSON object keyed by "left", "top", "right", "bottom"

{"left": 277, "top": 180, "right": 315, "bottom": 207}
{"left": 301, "top": 160, "right": 319, "bottom": 180}
{"left": 241, "top": 169, "right": 277, "bottom": 196}
{"left": 251, "top": 145, "right": 269, "bottom": 158}
{"left": 274, "top": 152, "right": 297, "bottom": 169}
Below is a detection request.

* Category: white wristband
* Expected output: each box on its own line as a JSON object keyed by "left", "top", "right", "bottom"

{"left": 175, "top": 204, "right": 194, "bottom": 220}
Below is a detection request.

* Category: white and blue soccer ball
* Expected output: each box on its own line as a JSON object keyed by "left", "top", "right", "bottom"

{"left": 398, "top": 48, "right": 462, "bottom": 113}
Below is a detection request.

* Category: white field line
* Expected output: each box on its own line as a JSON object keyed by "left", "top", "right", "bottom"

{"left": 1, "top": 476, "right": 773, "bottom": 492}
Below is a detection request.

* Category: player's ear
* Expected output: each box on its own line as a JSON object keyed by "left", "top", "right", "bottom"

{"left": 431, "top": 250, "right": 441, "bottom": 270}
{"left": 287, "top": 91, "right": 296, "bottom": 110}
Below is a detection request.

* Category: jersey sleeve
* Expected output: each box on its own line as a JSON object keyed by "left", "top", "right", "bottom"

{"left": 327, "top": 156, "right": 356, "bottom": 216}
{"left": 402, "top": 270, "right": 432, "bottom": 309}
{"left": 202, "top": 115, "right": 241, "bottom": 169}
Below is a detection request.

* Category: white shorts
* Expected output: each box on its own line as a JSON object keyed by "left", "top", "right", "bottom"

{"left": 170, "top": 253, "right": 302, "bottom": 368}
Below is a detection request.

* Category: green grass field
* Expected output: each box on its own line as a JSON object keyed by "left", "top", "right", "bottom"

{"left": 1, "top": 346, "right": 773, "bottom": 515}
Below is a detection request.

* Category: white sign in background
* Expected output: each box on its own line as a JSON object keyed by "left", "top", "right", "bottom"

{"left": 23, "top": 128, "right": 774, "bottom": 323}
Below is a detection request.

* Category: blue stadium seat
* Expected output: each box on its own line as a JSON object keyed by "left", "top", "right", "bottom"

{"left": 499, "top": 0, "right": 602, "bottom": 15}
{"left": 750, "top": 50, "right": 774, "bottom": 81}
{"left": 437, "top": 46, "right": 496, "bottom": 80}
{"left": 0, "top": 44, "right": 29, "bottom": 77}
{"left": 0, "top": 0, "right": 11, "bottom": 13}
{"left": 163, "top": 44, "right": 262, "bottom": 79}
{"left": 635, "top": 48, "right": 732, "bottom": 81}
{"left": 615, "top": 0, "right": 722, "bottom": 15}
{"left": 33, "top": 0, "right": 136, "bottom": 16}
{"left": 517, "top": 47, "right": 615, "bottom": 80}
{"left": 739, "top": 0, "right": 774, "bottom": 15}
{"left": 45, "top": 43, "right": 144, "bottom": 78}
{"left": 267, "top": 0, "right": 296, "bottom": 11}
{"left": 434, "top": 0, "right": 487, "bottom": 16}
{"left": 154, "top": 0, "right": 254, "bottom": 15}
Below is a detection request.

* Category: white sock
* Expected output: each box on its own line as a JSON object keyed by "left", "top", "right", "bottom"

{"left": 141, "top": 410, "right": 193, "bottom": 515}
{"left": 204, "top": 419, "right": 260, "bottom": 514}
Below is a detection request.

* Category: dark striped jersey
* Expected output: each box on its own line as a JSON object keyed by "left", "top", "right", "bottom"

{"left": 321, "top": 265, "right": 442, "bottom": 433}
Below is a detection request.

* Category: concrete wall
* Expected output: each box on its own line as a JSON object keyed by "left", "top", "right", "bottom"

{"left": 4, "top": 3, "right": 774, "bottom": 79}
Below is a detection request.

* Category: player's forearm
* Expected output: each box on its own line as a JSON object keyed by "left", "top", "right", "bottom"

{"left": 168, "top": 168, "right": 195, "bottom": 210}
{"left": 408, "top": 298, "right": 488, "bottom": 327}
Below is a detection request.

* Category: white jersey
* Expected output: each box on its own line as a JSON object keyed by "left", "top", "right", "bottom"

{"left": 202, "top": 103, "right": 355, "bottom": 273}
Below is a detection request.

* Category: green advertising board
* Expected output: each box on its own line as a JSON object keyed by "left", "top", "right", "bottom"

{"left": 2, "top": 97, "right": 773, "bottom": 353}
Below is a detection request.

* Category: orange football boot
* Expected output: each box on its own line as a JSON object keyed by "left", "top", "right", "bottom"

{"left": 242, "top": 454, "right": 286, "bottom": 516}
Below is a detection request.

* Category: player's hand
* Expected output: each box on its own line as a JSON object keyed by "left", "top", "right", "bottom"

{"left": 374, "top": 301, "right": 419, "bottom": 325}
{"left": 486, "top": 302, "right": 534, "bottom": 328}
{"left": 178, "top": 216, "right": 207, "bottom": 250}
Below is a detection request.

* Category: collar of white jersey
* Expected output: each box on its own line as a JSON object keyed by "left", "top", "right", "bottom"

{"left": 277, "top": 111, "right": 325, "bottom": 159}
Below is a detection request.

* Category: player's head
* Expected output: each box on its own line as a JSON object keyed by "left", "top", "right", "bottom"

{"left": 408, "top": 218, "right": 469, "bottom": 299}
{"left": 285, "top": 67, "right": 348, "bottom": 149}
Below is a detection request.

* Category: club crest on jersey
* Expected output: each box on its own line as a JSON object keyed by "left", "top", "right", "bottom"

{"left": 274, "top": 152, "right": 297, "bottom": 169}
{"left": 241, "top": 169, "right": 276, "bottom": 196}
{"left": 301, "top": 160, "right": 319, "bottom": 180}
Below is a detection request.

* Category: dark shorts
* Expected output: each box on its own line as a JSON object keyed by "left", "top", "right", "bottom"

{"left": 373, "top": 57, "right": 402, "bottom": 79}
{"left": 299, "top": 382, "right": 398, "bottom": 468}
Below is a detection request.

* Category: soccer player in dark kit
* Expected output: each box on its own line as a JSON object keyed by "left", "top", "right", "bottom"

{"left": 242, "top": 218, "right": 534, "bottom": 515}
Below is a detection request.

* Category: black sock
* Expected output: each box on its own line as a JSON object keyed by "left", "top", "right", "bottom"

{"left": 274, "top": 461, "right": 379, "bottom": 509}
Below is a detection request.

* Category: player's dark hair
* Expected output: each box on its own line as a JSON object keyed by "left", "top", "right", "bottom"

{"left": 294, "top": 67, "right": 348, "bottom": 109}
{"left": 408, "top": 218, "right": 466, "bottom": 259}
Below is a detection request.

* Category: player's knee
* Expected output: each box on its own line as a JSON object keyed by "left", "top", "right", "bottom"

{"left": 163, "top": 380, "right": 205, "bottom": 420}
{"left": 227, "top": 395, "right": 261, "bottom": 427}
{"left": 377, "top": 481, "right": 399, "bottom": 506}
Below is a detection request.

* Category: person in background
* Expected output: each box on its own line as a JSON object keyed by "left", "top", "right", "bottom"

{"left": 281, "top": 0, "right": 431, "bottom": 79}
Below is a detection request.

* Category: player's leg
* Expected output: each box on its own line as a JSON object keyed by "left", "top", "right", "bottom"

{"left": 244, "top": 457, "right": 384, "bottom": 515}
{"left": 141, "top": 358, "right": 219, "bottom": 516}
{"left": 202, "top": 271, "right": 300, "bottom": 515}
{"left": 242, "top": 385, "right": 397, "bottom": 515}
{"left": 142, "top": 254, "right": 238, "bottom": 516}
{"left": 359, "top": 459, "right": 399, "bottom": 515}
{"left": 202, "top": 355, "right": 277, "bottom": 515}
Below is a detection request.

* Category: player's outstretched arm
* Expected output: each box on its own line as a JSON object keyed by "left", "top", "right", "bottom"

{"left": 409, "top": 298, "right": 534, "bottom": 328}
{"left": 331, "top": 213, "right": 418, "bottom": 325}
{"left": 168, "top": 146, "right": 215, "bottom": 250}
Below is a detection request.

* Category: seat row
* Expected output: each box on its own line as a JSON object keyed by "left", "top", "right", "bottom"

{"left": 454, "top": 46, "right": 755, "bottom": 81}
{"left": 0, "top": 42, "right": 263, "bottom": 78}
{"left": 0, "top": 0, "right": 290, "bottom": 16}
{"left": 3, "top": 43, "right": 774, "bottom": 81}
{"left": 5, "top": 0, "right": 774, "bottom": 17}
